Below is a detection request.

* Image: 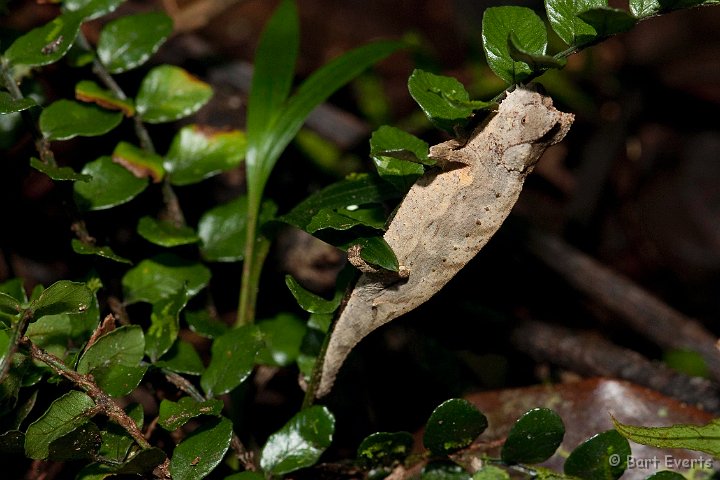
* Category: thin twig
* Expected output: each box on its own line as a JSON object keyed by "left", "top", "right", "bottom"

{"left": 0, "top": 310, "right": 33, "bottom": 383}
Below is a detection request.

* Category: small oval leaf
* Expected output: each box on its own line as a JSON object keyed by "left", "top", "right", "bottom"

{"left": 112, "top": 141, "right": 165, "bottom": 183}
{"left": 71, "top": 239, "right": 132, "bottom": 264}
{"left": 122, "top": 253, "right": 211, "bottom": 305}
{"left": 31, "top": 157, "right": 91, "bottom": 182}
{"left": 158, "top": 397, "right": 223, "bottom": 431}
{"left": 30, "top": 280, "right": 92, "bottom": 319}
{"left": 75, "top": 80, "right": 135, "bottom": 116}
{"left": 545, "top": 0, "right": 605, "bottom": 46}
{"left": 136, "top": 65, "right": 213, "bottom": 123}
{"left": 0, "top": 92, "right": 37, "bottom": 114}
{"left": 260, "top": 405, "right": 335, "bottom": 476}
{"left": 170, "top": 417, "right": 233, "bottom": 480}
{"left": 73, "top": 156, "right": 148, "bottom": 211}
{"left": 97, "top": 12, "right": 173, "bottom": 73}
{"left": 564, "top": 430, "right": 631, "bottom": 480}
{"left": 137, "top": 216, "right": 199, "bottom": 247}
{"left": 423, "top": 398, "right": 488, "bottom": 455}
{"left": 256, "top": 313, "right": 307, "bottom": 367}
{"left": 4, "top": 11, "right": 83, "bottom": 68}
{"left": 357, "top": 431, "right": 414, "bottom": 467}
{"left": 200, "top": 325, "right": 263, "bottom": 397}
{"left": 501, "top": 408, "right": 565, "bottom": 464}
{"left": 285, "top": 275, "right": 341, "bottom": 314}
{"left": 63, "top": 0, "right": 125, "bottom": 20}
{"left": 39, "top": 100, "right": 123, "bottom": 141}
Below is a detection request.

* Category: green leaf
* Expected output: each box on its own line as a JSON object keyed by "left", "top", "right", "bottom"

{"left": 507, "top": 33, "right": 567, "bottom": 71}
{"left": 112, "top": 141, "right": 165, "bottom": 182}
{"left": 577, "top": 7, "right": 638, "bottom": 37}
{"left": 97, "top": 403, "right": 143, "bottom": 463}
{"left": 122, "top": 253, "right": 211, "bottom": 305}
{"left": 184, "top": 309, "right": 229, "bottom": 339}
{"left": 26, "top": 313, "right": 73, "bottom": 359}
{"left": 482, "top": 7, "right": 549, "bottom": 84}
{"left": 77, "top": 325, "right": 146, "bottom": 396}
{"left": 0, "top": 292, "right": 20, "bottom": 315}
{"left": 278, "top": 174, "right": 399, "bottom": 232}
{"left": 645, "top": 472, "right": 687, "bottom": 480}
{"left": 197, "top": 196, "right": 248, "bottom": 262}
{"left": 165, "top": 125, "right": 247, "bottom": 186}
{"left": 357, "top": 431, "right": 414, "bottom": 467}
{"left": 75, "top": 80, "right": 134, "bottom": 116}
{"left": 63, "top": 0, "right": 125, "bottom": 20}
{"left": 224, "top": 473, "right": 265, "bottom": 480}
{"left": 71, "top": 239, "right": 132, "bottom": 264}
{"left": 146, "top": 289, "right": 190, "bottom": 362}
{"left": 630, "top": 0, "right": 662, "bottom": 16}
{"left": 245, "top": 0, "right": 299, "bottom": 147}
{"left": 473, "top": 466, "right": 510, "bottom": 480}
{"left": 47, "top": 422, "right": 101, "bottom": 460}
{"left": 613, "top": 416, "right": 720, "bottom": 457}
{"left": 154, "top": 339, "right": 205, "bottom": 375}
{"left": 423, "top": 398, "right": 488, "bottom": 455}
{"left": 370, "top": 125, "right": 428, "bottom": 192}
{"left": 30, "top": 280, "right": 92, "bottom": 319}
{"left": 137, "top": 216, "right": 199, "bottom": 247}
{"left": 422, "top": 461, "right": 472, "bottom": 480}
{"left": 24, "top": 390, "right": 96, "bottom": 459}
{"left": 3, "top": 11, "right": 83, "bottom": 68}
{"left": 344, "top": 236, "right": 399, "bottom": 272}
{"left": 31, "top": 157, "right": 91, "bottom": 182}
{"left": 136, "top": 65, "right": 213, "bottom": 123}
{"left": 285, "top": 275, "right": 342, "bottom": 314}
{"left": 407, "top": 69, "right": 494, "bottom": 133}
{"left": 501, "top": 408, "right": 565, "bottom": 464}
{"left": 97, "top": 12, "right": 173, "bottom": 73}
{"left": 247, "top": 37, "right": 402, "bottom": 207}
{"left": 73, "top": 156, "right": 148, "bottom": 211}
{"left": 0, "top": 92, "right": 36, "bottom": 114}
{"left": 305, "top": 204, "right": 387, "bottom": 233}
{"left": 39, "top": 100, "right": 122, "bottom": 141}
{"left": 158, "top": 397, "right": 223, "bottom": 431}
{"left": 260, "top": 405, "right": 335, "bottom": 475}
{"left": 564, "top": 430, "right": 630, "bottom": 480}
{"left": 256, "top": 313, "right": 307, "bottom": 366}
{"left": 545, "top": 0, "right": 606, "bottom": 46}
{"left": 170, "top": 417, "right": 233, "bottom": 480}
{"left": 200, "top": 325, "right": 262, "bottom": 397}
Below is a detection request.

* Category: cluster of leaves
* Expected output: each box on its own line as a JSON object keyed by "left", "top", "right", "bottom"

{"left": 1, "top": 0, "right": 720, "bottom": 479}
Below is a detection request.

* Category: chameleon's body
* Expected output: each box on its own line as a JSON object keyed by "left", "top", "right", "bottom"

{"left": 317, "top": 87, "right": 574, "bottom": 397}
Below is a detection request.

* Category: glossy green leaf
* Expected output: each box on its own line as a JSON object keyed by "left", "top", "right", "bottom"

{"left": 73, "top": 156, "right": 148, "bottom": 211}
{"left": 170, "top": 417, "right": 233, "bottom": 480}
{"left": 158, "top": 396, "right": 223, "bottom": 431}
{"left": 165, "top": 125, "right": 247, "bottom": 186}
{"left": 198, "top": 197, "right": 276, "bottom": 262}
{"left": 113, "top": 141, "right": 165, "bottom": 182}
{"left": 501, "top": 408, "right": 565, "bottom": 464}
{"left": 370, "top": 125, "right": 428, "bottom": 191}
{"left": 613, "top": 416, "right": 720, "bottom": 457}
{"left": 577, "top": 7, "right": 638, "bottom": 37}
{"left": 357, "top": 431, "right": 413, "bottom": 467}
{"left": 507, "top": 33, "right": 567, "bottom": 71}
{"left": 122, "top": 253, "right": 211, "bottom": 305}
{"left": 136, "top": 65, "right": 213, "bottom": 123}
{"left": 0, "top": 92, "right": 36, "bottom": 114}
{"left": 154, "top": 339, "right": 205, "bottom": 375}
{"left": 278, "top": 174, "right": 399, "bottom": 232}
{"left": 285, "top": 275, "right": 341, "bottom": 314}
{"left": 472, "top": 466, "right": 510, "bottom": 480}
{"left": 305, "top": 204, "right": 387, "bottom": 233}
{"left": 224, "top": 473, "right": 265, "bottom": 480}
{"left": 97, "top": 12, "right": 173, "bottom": 73}
{"left": 25, "top": 313, "right": 73, "bottom": 359}
{"left": 0, "top": 278, "right": 27, "bottom": 303}
{"left": 256, "top": 313, "right": 307, "bottom": 366}
{"left": 260, "top": 405, "right": 335, "bottom": 475}
{"left": 24, "top": 390, "right": 95, "bottom": 459}
{"left": 630, "top": 0, "right": 662, "bottom": 16}
{"left": 564, "top": 430, "right": 630, "bottom": 480}
{"left": 407, "top": 69, "right": 494, "bottom": 133}
{"left": 39, "top": 100, "right": 122, "bottom": 141}
{"left": 645, "top": 472, "right": 687, "bottom": 480}
{"left": 545, "top": 0, "right": 606, "bottom": 46}
{"left": 343, "top": 236, "right": 399, "bottom": 272}
{"left": 0, "top": 292, "right": 20, "bottom": 315}
{"left": 482, "top": 7, "right": 548, "bottom": 84}
{"left": 97, "top": 403, "right": 143, "bottom": 463}
{"left": 146, "top": 289, "right": 190, "bottom": 362}
{"left": 0, "top": 330, "right": 11, "bottom": 368}
{"left": 47, "top": 422, "right": 101, "bottom": 460}
{"left": 184, "top": 309, "right": 229, "bottom": 339}
{"left": 3, "top": 11, "right": 83, "bottom": 68}
{"left": 63, "top": 0, "right": 125, "bottom": 20}
{"left": 422, "top": 461, "right": 471, "bottom": 480}
{"left": 30, "top": 280, "right": 92, "bottom": 319}
{"left": 31, "top": 157, "right": 91, "bottom": 182}
{"left": 137, "top": 216, "right": 199, "bottom": 247}
{"left": 71, "top": 239, "right": 132, "bottom": 264}
{"left": 77, "top": 325, "right": 146, "bottom": 396}
{"left": 200, "top": 325, "right": 262, "bottom": 397}
{"left": 423, "top": 398, "right": 488, "bottom": 455}
{"left": 75, "top": 80, "right": 134, "bottom": 116}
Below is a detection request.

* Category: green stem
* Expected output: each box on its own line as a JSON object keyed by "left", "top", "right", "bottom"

{"left": 237, "top": 193, "right": 272, "bottom": 326}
